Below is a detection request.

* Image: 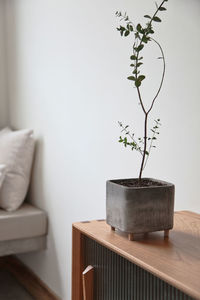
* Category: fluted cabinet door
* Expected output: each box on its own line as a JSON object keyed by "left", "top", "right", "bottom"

{"left": 84, "top": 236, "right": 195, "bottom": 300}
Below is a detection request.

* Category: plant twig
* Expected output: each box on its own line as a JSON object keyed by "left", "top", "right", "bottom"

{"left": 147, "top": 38, "right": 166, "bottom": 114}
{"left": 143, "top": 119, "right": 161, "bottom": 170}
{"left": 139, "top": 113, "right": 148, "bottom": 181}
{"left": 118, "top": 122, "right": 143, "bottom": 155}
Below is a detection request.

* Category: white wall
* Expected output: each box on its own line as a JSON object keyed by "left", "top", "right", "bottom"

{"left": 0, "top": 0, "right": 8, "bottom": 127}
{"left": 3, "top": 0, "right": 200, "bottom": 299}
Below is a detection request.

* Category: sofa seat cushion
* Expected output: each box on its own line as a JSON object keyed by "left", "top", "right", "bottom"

{"left": 0, "top": 204, "right": 47, "bottom": 242}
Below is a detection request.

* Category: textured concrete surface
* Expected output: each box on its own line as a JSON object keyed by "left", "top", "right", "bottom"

{"left": 106, "top": 178, "right": 175, "bottom": 233}
{"left": 0, "top": 269, "right": 34, "bottom": 299}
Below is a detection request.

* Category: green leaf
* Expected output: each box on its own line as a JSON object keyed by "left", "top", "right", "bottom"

{"left": 136, "top": 23, "right": 143, "bottom": 34}
{"left": 135, "top": 78, "right": 141, "bottom": 87}
{"left": 159, "top": 7, "right": 167, "bottom": 11}
{"left": 130, "top": 55, "right": 137, "bottom": 60}
{"left": 136, "top": 44, "right": 144, "bottom": 52}
{"left": 124, "top": 30, "right": 130, "bottom": 36}
{"left": 120, "top": 26, "right": 126, "bottom": 31}
{"left": 127, "top": 76, "right": 136, "bottom": 81}
{"left": 115, "top": 11, "right": 122, "bottom": 17}
{"left": 145, "top": 151, "right": 149, "bottom": 155}
{"left": 130, "top": 64, "right": 135, "bottom": 67}
{"left": 136, "top": 62, "right": 143, "bottom": 67}
{"left": 138, "top": 57, "right": 143, "bottom": 60}
{"left": 142, "top": 36, "right": 150, "bottom": 43}
{"left": 153, "top": 16, "right": 162, "bottom": 22}
{"left": 129, "top": 25, "right": 133, "bottom": 31}
{"left": 117, "top": 26, "right": 126, "bottom": 33}
{"left": 138, "top": 75, "right": 145, "bottom": 81}
{"left": 117, "top": 26, "right": 126, "bottom": 36}
{"left": 135, "top": 33, "right": 142, "bottom": 40}
{"left": 144, "top": 15, "right": 151, "bottom": 19}
{"left": 118, "top": 136, "right": 123, "bottom": 142}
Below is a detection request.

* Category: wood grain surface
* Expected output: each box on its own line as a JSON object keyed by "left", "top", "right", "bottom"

{"left": 72, "top": 226, "right": 84, "bottom": 300}
{"left": 82, "top": 265, "right": 94, "bottom": 300}
{"left": 73, "top": 211, "right": 200, "bottom": 300}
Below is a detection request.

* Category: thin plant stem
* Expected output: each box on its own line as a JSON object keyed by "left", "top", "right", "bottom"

{"left": 139, "top": 113, "right": 148, "bottom": 182}
{"left": 147, "top": 38, "right": 166, "bottom": 114}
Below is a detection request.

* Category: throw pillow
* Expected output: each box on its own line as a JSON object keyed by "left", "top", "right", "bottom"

{"left": 0, "top": 127, "right": 35, "bottom": 211}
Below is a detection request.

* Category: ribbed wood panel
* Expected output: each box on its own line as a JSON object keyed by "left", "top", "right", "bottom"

{"left": 84, "top": 236, "right": 194, "bottom": 300}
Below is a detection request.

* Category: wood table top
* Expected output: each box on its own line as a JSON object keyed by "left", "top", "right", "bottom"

{"left": 73, "top": 211, "right": 200, "bottom": 300}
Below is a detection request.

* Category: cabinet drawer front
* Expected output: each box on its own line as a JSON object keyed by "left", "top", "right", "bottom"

{"left": 84, "top": 236, "right": 194, "bottom": 300}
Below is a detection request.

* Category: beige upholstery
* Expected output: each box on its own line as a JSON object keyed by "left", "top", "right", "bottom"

{"left": 0, "top": 203, "right": 47, "bottom": 242}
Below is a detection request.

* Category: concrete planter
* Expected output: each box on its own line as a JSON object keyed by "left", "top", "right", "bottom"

{"left": 106, "top": 178, "right": 175, "bottom": 240}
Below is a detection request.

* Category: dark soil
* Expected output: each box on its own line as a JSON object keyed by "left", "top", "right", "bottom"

{"left": 113, "top": 178, "right": 164, "bottom": 188}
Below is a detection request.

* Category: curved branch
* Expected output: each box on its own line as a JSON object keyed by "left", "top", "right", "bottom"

{"left": 147, "top": 37, "right": 166, "bottom": 114}
{"left": 136, "top": 87, "right": 147, "bottom": 114}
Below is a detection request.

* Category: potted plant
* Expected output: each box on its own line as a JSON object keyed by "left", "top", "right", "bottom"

{"left": 106, "top": 0, "right": 175, "bottom": 241}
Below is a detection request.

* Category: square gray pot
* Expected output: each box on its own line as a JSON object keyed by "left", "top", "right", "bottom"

{"left": 106, "top": 178, "right": 175, "bottom": 239}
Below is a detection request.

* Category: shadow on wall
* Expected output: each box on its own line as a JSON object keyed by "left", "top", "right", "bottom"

{"left": 6, "top": 4, "right": 64, "bottom": 295}
{"left": 18, "top": 137, "right": 63, "bottom": 296}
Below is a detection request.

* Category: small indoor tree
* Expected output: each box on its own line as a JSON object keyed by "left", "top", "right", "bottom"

{"left": 116, "top": 0, "right": 168, "bottom": 185}
{"left": 106, "top": 0, "right": 174, "bottom": 240}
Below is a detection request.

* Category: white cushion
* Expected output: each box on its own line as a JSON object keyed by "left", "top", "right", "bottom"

{"left": 0, "top": 128, "right": 35, "bottom": 211}
{"left": 0, "top": 165, "right": 6, "bottom": 189}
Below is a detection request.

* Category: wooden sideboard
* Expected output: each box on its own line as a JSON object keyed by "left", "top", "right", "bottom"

{"left": 72, "top": 211, "right": 200, "bottom": 300}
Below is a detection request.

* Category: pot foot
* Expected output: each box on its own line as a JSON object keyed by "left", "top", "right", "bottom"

{"left": 111, "top": 226, "right": 115, "bottom": 231}
{"left": 128, "top": 233, "right": 134, "bottom": 241}
{"left": 164, "top": 229, "right": 169, "bottom": 238}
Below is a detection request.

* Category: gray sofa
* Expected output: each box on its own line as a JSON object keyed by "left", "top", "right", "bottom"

{"left": 0, "top": 204, "right": 47, "bottom": 257}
